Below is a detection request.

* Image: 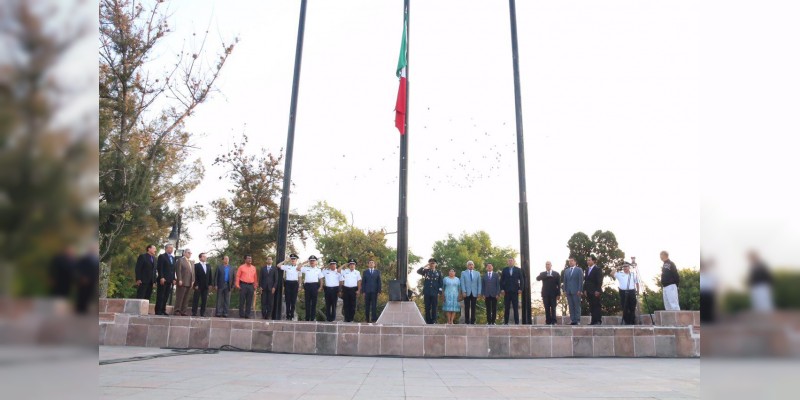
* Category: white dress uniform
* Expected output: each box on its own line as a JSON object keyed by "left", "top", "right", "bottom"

{"left": 341, "top": 268, "right": 362, "bottom": 322}
{"left": 300, "top": 265, "right": 322, "bottom": 321}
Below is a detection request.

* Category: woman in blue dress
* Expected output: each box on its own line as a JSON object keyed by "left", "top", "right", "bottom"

{"left": 442, "top": 268, "right": 461, "bottom": 324}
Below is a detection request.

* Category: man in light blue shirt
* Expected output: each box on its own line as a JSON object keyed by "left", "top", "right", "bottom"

{"left": 460, "top": 261, "right": 482, "bottom": 325}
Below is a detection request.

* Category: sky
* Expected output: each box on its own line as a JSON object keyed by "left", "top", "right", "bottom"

{"left": 153, "top": 0, "right": 703, "bottom": 293}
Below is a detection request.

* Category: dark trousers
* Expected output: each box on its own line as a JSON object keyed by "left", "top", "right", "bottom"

{"left": 304, "top": 282, "right": 319, "bottom": 321}
{"left": 284, "top": 280, "right": 299, "bottom": 320}
{"left": 463, "top": 295, "right": 477, "bottom": 324}
{"left": 423, "top": 294, "right": 438, "bottom": 324}
{"left": 364, "top": 292, "right": 378, "bottom": 322}
{"left": 155, "top": 282, "right": 173, "bottom": 315}
{"left": 261, "top": 288, "right": 274, "bottom": 319}
{"left": 323, "top": 286, "right": 339, "bottom": 322}
{"left": 192, "top": 287, "right": 208, "bottom": 316}
{"left": 216, "top": 286, "right": 231, "bottom": 316}
{"left": 589, "top": 291, "right": 602, "bottom": 324}
{"left": 504, "top": 293, "right": 519, "bottom": 324}
{"left": 75, "top": 283, "right": 95, "bottom": 314}
{"left": 239, "top": 283, "right": 254, "bottom": 318}
{"left": 485, "top": 296, "right": 497, "bottom": 324}
{"left": 543, "top": 294, "right": 557, "bottom": 324}
{"left": 700, "top": 291, "right": 715, "bottom": 323}
{"left": 342, "top": 287, "right": 357, "bottom": 322}
{"left": 137, "top": 280, "right": 154, "bottom": 301}
{"left": 619, "top": 290, "right": 637, "bottom": 325}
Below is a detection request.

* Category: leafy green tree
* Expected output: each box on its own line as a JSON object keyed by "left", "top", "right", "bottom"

{"left": 209, "top": 134, "right": 312, "bottom": 265}
{"left": 0, "top": 0, "right": 97, "bottom": 296}
{"left": 430, "top": 231, "right": 517, "bottom": 274}
{"left": 316, "top": 227, "right": 421, "bottom": 290}
{"left": 641, "top": 268, "right": 700, "bottom": 314}
{"left": 99, "top": 0, "right": 236, "bottom": 296}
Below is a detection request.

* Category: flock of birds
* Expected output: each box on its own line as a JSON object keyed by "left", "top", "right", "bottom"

{"left": 332, "top": 110, "right": 522, "bottom": 191}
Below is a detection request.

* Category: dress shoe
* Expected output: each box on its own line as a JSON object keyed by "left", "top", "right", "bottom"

{"left": 570, "top": 322, "right": 578, "bottom": 325}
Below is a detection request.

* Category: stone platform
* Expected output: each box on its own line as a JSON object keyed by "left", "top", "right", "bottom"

{"left": 99, "top": 299, "right": 699, "bottom": 358}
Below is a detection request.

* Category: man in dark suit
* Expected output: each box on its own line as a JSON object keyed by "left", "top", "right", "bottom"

{"left": 259, "top": 257, "right": 279, "bottom": 320}
{"left": 417, "top": 258, "right": 444, "bottom": 324}
{"left": 481, "top": 263, "right": 501, "bottom": 325}
{"left": 536, "top": 261, "right": 561, "bottom": 325}
{"left": 501, "top": 257, "right": 523, "bottom": 324}
{"left": 155, "top": 244, "right": 177, "bottom": 315}
{"left": 583, "top": 254, "right": 604, "bottom": 325}
{"left": 75, "top": 243, "right": 99, "bottom": 314}
{"left": 362, "top": 260, "right": 382, "bottom": 323}
{"left": 192, "top": 252, "right": 212, "bottom": 316}
{"left": 135, "top": 244, "right": 157, "bottom": 301}
{"left": 214, "top": 256, "right": 234, "bottom": 317}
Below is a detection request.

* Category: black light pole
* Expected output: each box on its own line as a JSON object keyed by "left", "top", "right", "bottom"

{"left": 396, "top": 0, "right": 410, "bottom": 300}
{"left": 508, "top": 0, "right": 532, "bottom": 324}
{"left": 273, "top": 0, "right": 308, "bottom": 319}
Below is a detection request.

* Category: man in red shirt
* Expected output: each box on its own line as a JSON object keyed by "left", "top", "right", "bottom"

{"left": 236, "top": 255, "right": 259, "bottom": 319}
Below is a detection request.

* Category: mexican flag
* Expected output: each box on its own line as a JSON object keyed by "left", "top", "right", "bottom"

{"left": 394, "top": 12, "right": 408, "bottom": 134}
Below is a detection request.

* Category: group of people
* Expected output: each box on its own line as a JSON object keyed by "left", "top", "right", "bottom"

{"left": 417, "top": 257, "right": 524, "bottom": 325}
{"left": 135, "top": 244, "right": 383, "bottom": 321}
{"left": 416, "top": 251, "right": 682, "bottom": 325}
{"left": 136, "top": 243, "right": 682, "bottom": 325}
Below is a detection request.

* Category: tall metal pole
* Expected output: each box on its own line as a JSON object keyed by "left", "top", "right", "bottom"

{"left": 273, "top": 0, "right": 308, "bottom": 319}
{"left": 396, "top": 0, "right": 410, "bottom": 300}
{"left": 508, "top": 0, "right": 532, "bottom": 324}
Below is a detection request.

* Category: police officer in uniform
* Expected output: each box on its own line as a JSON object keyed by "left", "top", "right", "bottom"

{"left": 299, "top": 255, "right": 323, "bottom": 321}
{"left": 417, "top": 258, "right": 444, "bottom": 324}
{"left": 278, "top": 254, "right": 301, "bottom": 320}
{"left": 341, "top": 258, "right": 361, "bottom": 322}
{"left": 322, "top": 259, "right": 342, "bottom": 322}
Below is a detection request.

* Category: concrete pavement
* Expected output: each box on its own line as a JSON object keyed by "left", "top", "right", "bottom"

{"left": 100, "top": 346, "right": 698, "bottom": 399}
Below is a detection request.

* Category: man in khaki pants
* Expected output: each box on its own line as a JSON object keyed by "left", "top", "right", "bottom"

{"left": 174, "top": 249, "right": 195, "bottom": 316}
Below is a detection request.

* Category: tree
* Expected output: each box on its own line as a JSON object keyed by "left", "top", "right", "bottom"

{"left": 210, "top": 135, "right": 314, "bottom": 265}
{"left": 306, "top": 201, "right": 348, "bottom": 238}
{"left": 430, "top": 231, "right": 517, "bottom": 274}
{"left": 308, "top": 207, "right": 420, "bottom": 322}
{"left": 210, "top": 135, "right": 299, "bottom": 264}
{"left": 641, "top": 268, "right": 700, "bottom": 314}
{"left": 316, "top": 227, "right": 420, "bottom": 282}
{"left": 99, "top": 0, "right": 236, "bottom": 295}
{"left": 0, "top": 0, "right": 97, "bottom": 295}
{"left": 565, "top": 230, "right": 626, "bottom": 316}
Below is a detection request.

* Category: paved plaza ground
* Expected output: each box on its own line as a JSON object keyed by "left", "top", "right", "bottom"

{"left": 99, "top": 346, "right": 698, "bottom": 399}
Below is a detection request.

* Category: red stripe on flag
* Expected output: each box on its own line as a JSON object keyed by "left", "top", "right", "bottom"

{"left": 395, "top": 76, "right": 407, "bottom": 134}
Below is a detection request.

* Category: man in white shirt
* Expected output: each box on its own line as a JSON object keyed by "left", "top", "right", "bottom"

{"left": 278, "top": 253, "right": 301, "bottom": 320}
{"left": 610, "top": 262, "right": 639, "bottom": 325}
{"left": 341, "top": 259, "right": 362, "bottom": 322}
{"left": 299, "top": 255, "right": 323, "bottom": 321}
{"left": 322, "top": 259, "right": 342, "bottom": 322}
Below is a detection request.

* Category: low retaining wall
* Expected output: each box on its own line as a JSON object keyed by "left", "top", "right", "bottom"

{"left": 99, "top": 299, "right": 699, "bottom": 358}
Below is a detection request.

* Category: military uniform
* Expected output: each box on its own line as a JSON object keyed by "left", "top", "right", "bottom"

{"left": 417, "top": 263, "right": 443, "bottom": 324}
{"left": 322, "top": 260, "right": 342, "bottom": 322}
{"left": 300, "top": 256, "right": 323, "bottom": 321}
{"left": 341, "top": 259, "right": 361, "bottom": 322}
{"left": 279, "top": 254, "right": 301, "bottom": 320}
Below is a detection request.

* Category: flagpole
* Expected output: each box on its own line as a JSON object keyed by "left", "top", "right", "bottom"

{"left": 274, "top": 0, "right": 308, "bottom": 319}
{"left": 396, "top": 0, "right": 410, "bottom": 300}
{"left": 508, "top": 0, "right": 532, "bottom": 324}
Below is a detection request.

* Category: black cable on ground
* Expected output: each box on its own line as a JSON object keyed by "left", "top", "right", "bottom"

{"left": 99, "top": 348, "right": 218, "bottom": 365}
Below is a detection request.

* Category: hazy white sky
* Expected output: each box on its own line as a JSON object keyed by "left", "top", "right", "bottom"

{"left": 158, "top": 0, "right": 702, "bottom": 292}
